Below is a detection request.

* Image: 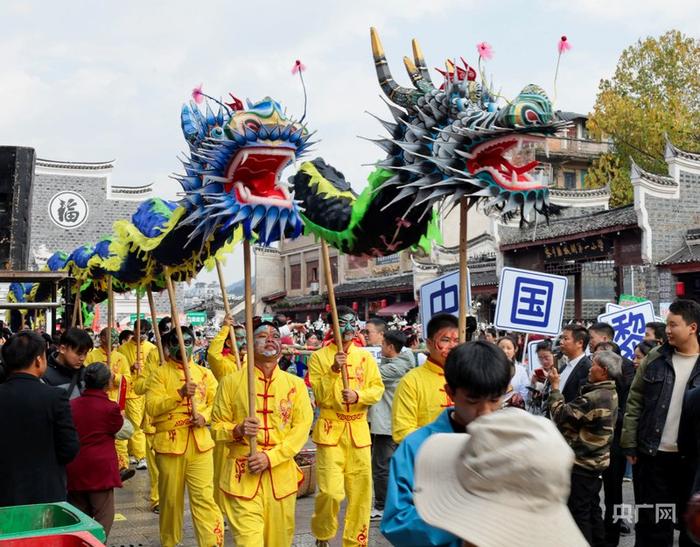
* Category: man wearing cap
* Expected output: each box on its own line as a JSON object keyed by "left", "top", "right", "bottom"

{"left": 309, "top": 305, "right": 384, "bottom": 547}
{"left": 119, "top": 319, "right": 157, "bottom": 470}
{"left": 145, "top": 327, "right": 223, "bottom": 547}
{"left": 381, "top": 341, "right": 511, "bottom": 547}
{"left": 207, "top": 314, "right": 246, "bottom": 381}
{"left": 391, "top": 314, "right": 459, "bottom": 444}
{"left": 85, "top": 327, "right": 132, "bottom": 473}
{"left": 548, "top": 349, "right": 620, "bottom": 546}
{"left": 412, "top": 409, "right": 589, "bottom": 547}
{"left": 212, "top": 319, "right": 312, "bottom": 546}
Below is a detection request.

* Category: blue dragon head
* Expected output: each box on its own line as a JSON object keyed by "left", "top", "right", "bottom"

{"left": 178, "top": 94, "right": 312, "bottom": 245}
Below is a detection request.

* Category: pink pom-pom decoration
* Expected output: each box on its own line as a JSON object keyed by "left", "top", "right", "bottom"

{"left": 558, "top": 36, "right": 572, "bottom": 54}
{"left": 192, "top": 84, "right": 204, "bottom": 104}
{"left": 476, "top": 42, "right": 493, "bottom": 61}
{"left": 291, "top": 60, "right": 306, "bottom": 75}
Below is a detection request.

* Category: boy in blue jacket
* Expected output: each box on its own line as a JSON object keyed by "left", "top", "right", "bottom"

{"left": 380, "top": 341, "right": 512, "bottom": 546}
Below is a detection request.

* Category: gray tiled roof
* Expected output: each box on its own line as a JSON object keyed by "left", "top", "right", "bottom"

{"left": 630, "top": 161, "right": 676, "bottom": 186}
{"left": 658, "top": 231, "right": 700, "bottom": 265}
{"left": 335, "top": 272, "right": 413, "bottom": 295}
{"left": 499, "top": 205, "right": 639, "bottom": 247}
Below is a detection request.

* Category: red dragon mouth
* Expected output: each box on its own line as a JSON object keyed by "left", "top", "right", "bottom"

{"left": 465, "top": 135, "right": 546, "bottom": 190}
{"left": 225, "top": 147, "right": 295, "bottom": 207}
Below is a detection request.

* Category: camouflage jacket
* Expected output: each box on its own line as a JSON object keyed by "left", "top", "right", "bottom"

{"left": 548, "top": 380, "right": 618, "bottom": 471}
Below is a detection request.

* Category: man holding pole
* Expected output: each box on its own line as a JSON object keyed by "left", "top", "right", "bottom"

{"left": 85, "top": 328, "right": 132, "bottom": 476}
{"left": 145, "top": 326, "right": 223, "bottom": 547}
{"left": 119, "top": 318, "right": 156, "bottom": 469}
{"left": 309, "top": 305, "right": 384, "bottom": 547}
{"left": 212, "top": 319, "right": 312, "bottom": 546}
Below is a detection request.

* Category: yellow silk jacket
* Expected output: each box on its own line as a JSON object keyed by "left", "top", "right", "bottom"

{"left": 145, "top": 357, "right": 218, "bottom": 455}
{"left": 308, "top": 343, "right": 384, "bottom": 448}
{"left": 206, "top": 326, "right": 241, "bottom": 381}
{"left": 85, "top": 347, "right": 131, "bottom": 403}
{"left": 391, "top": 358, "right": 453, "bottom": 443}
{"left": 118, "top": 339, "right": 157, "bottom": 399}
{"left": 133, "top": 348, "right": 163, "bottom": 435}
{"left": 212, "top": 365, "right": 312, "bottom": 500}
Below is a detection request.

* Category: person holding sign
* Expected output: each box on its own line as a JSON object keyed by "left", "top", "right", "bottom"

{"left": 211, "top": 319, "right": 312, "bottom": 546}
{"left": 391, "top": 314, "right": 458, "bottom": 444}
{"left": 309, "top": 306, "right": 384, "bottom": 547}
{"left": 85, "top": 328, "right": 132, "bottom": 477}
{"left": 145, "top": 327, "right": 223, "bottom": 547}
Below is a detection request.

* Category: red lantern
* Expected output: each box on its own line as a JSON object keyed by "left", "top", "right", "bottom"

{"left": 352, "top": 301, "right": 359, "bottom": 311}
{"left": 380, "top": 299, "right": 388, "bottom": 308}
{"left": 676, "top": 282, "right": 686, "bottom": 297}
{"left": 325, "top": 304, "right": 331, "bottom": 312}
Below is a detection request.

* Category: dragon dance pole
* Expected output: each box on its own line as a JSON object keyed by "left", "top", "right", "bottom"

{"left": 458, "top": 197, "right": 469, "bottom": 343}
{"left": 321, "top": 240, "right": 349, "bottom": 390}
{"left": 135, "top": 290, "right": 142, "bottom": 372}
{"left": 147, "top": 287, "right": 165, "bottom": 364}
{"left": 215, "top": 258, "right": 242, "bottom": 369}
{"left": 242, "top": 240, "right": 257, "bottom": 455}
{"left": 164, "top": 268, "right": 198, "bottom": 418}
{"left": 106, "top": 276, "right": 113, "bottom": 371}
{"left": 71, "top": 283, "right": 81, "bottom": 328}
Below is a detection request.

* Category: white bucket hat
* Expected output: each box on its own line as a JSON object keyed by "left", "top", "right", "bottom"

{"left": 414, "top": 408, "right": 589, "bottom": 547}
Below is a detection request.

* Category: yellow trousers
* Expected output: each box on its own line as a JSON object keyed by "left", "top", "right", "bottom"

{"left": 222, "top": 469, "right": 296, "bottom": 547}
{"left": 212, "top": 441, "right": 226, "bottom": 515}
{"left": 312, "top": 430, "right": 372, "bottom": 546}
{"left": 125, "top": 397, "right": 146, "bottom": 460}
{"left": 155, "top": 432, "right": 224, "bottom": 547}
{"left": 115, "top": 439, "right": 129, "bottom": 470}
{"left": 145, "top": 434, "right": 159, "bottom": 508}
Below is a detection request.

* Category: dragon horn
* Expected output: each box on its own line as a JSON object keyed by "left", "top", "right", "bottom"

{"left": 403, "top": 57, "right": 434, "bottom": 94}
{"left": 412, "top": 38, "right": 434, "bottom": 86}
{"left": 370, "top": 27, "right": 421, "bottom": 108}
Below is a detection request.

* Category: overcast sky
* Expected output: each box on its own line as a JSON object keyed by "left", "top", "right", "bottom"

{"left": 2, "top": 0, "right": 698, "bottom": 284}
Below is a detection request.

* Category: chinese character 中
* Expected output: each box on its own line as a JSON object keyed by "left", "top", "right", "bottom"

{"left": 611, "top": 312, "right": 646, "bottom": 359}
{"left": 429, "top": 280, "right": 458, "bottom": 316}
{"left": 510, "top": 277, "right": 554, "bottom": 328}
{"left": 612, "top": 504, "right": 634, "bottom": 524}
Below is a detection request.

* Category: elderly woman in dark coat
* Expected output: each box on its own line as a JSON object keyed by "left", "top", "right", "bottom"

{"left": 66, "top": 362, "right": 123, "bottom": 537}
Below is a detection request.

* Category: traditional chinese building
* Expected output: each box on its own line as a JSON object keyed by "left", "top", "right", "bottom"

{"left": 497, "top": 138, "right": 700, "bottom": 319}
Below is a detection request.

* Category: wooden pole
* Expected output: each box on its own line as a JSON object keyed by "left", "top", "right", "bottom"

{"left": 321, "top": 240, "right": 349, "bottom": 389}
{"left": 242, "top": 240, "right": 257, "bottom": 455}
{"left": 215, "top": 258, "right": 242, "bottom": 369}
{"left": 106, "top": 277, "right": 113, "bottom": 371}
{"left": 458, "top": 197, "right": 469, "bottom": 343}
{"left": 163, "top": 268, "right": 198, "bottom": 418}
{"left": 135, "top": 290, "right": 142, "bottom": 372}
{"left": 147, "top": 287, "right": 165, "bottom": 364}
{"left": 71, "top": 284, "right": 81, "bottom": 327}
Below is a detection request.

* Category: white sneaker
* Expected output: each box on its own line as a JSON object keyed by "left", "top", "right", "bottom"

{"left": 370, "top": 509, "right": 384, "bottom": 520}
{"left": 136, "top": 458, "right": 148, "bottom": 470}
{"left": 129, "top": 456, "right": 137, "bottom": 465}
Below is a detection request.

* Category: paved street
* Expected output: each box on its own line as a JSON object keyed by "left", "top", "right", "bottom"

{"left": 107, "top": 468, "right": 680, "bottom": 547}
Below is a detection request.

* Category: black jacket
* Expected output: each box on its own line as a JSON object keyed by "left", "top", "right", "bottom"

{"left": 560, "top": 355, "right": 592, "bottom": 403}
{"left": 0, "top": 373, "right": 80, "bottom": 506}
{"left": 636, "top": 344, "right": 700, "bottom": 457}
{"left": 43, "top": 352, "right": 85, "bottom": 400}
{"left": 679, "top": 385, "right": 700, "bottom": 493}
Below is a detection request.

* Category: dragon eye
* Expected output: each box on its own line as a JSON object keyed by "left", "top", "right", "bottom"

{"left": 245, "top": 119, "right": 261, "bottom": 131}
{"left": 211, "top": 127, "right": 224, "bottom": 137}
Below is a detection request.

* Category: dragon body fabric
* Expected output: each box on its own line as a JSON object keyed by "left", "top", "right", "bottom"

{"left": 292, "top": 28, "right": 567, "bottom": 256}
{"left": 11, "top": 97, "right": 311, "bottom": 308}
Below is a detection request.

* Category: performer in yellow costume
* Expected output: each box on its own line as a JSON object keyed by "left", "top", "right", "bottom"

{"left": 391, "top": 313, "right": 459, "bottom": 443}
{"left": 309, "top": 306, "right": 384, "bottom": 547}
{"left": 85, "top": 327, "right": 131, "bottom": 471}
{"left": 133, "top": 339, "right": 163, "bottom": 513}
{"left": 208, "top": 314, "right": 248, "bottom": 514}
{"left": 212, "top": 320, "right": 312, "bottom": 546}
{"left": 145, "top": 327, "right": 224, "bottom": 547}
{"left": 118, "top": 319, "right": 156, "bottom": 468}
{"left": 207, "top": 314, "right": 246, "bottom": 381}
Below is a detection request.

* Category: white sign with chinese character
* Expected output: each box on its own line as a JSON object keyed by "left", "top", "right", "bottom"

{"left": 597, "top": 301, "right": 656, "bottom": 360}
{"left": 48, "top": 191, "right": 89, "bottom": 230}
{"left": 494, "top": 267, "right": 568, "bottom": 336}
{"left": 419, "top": 270, "right": 471, "bottom": 330}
